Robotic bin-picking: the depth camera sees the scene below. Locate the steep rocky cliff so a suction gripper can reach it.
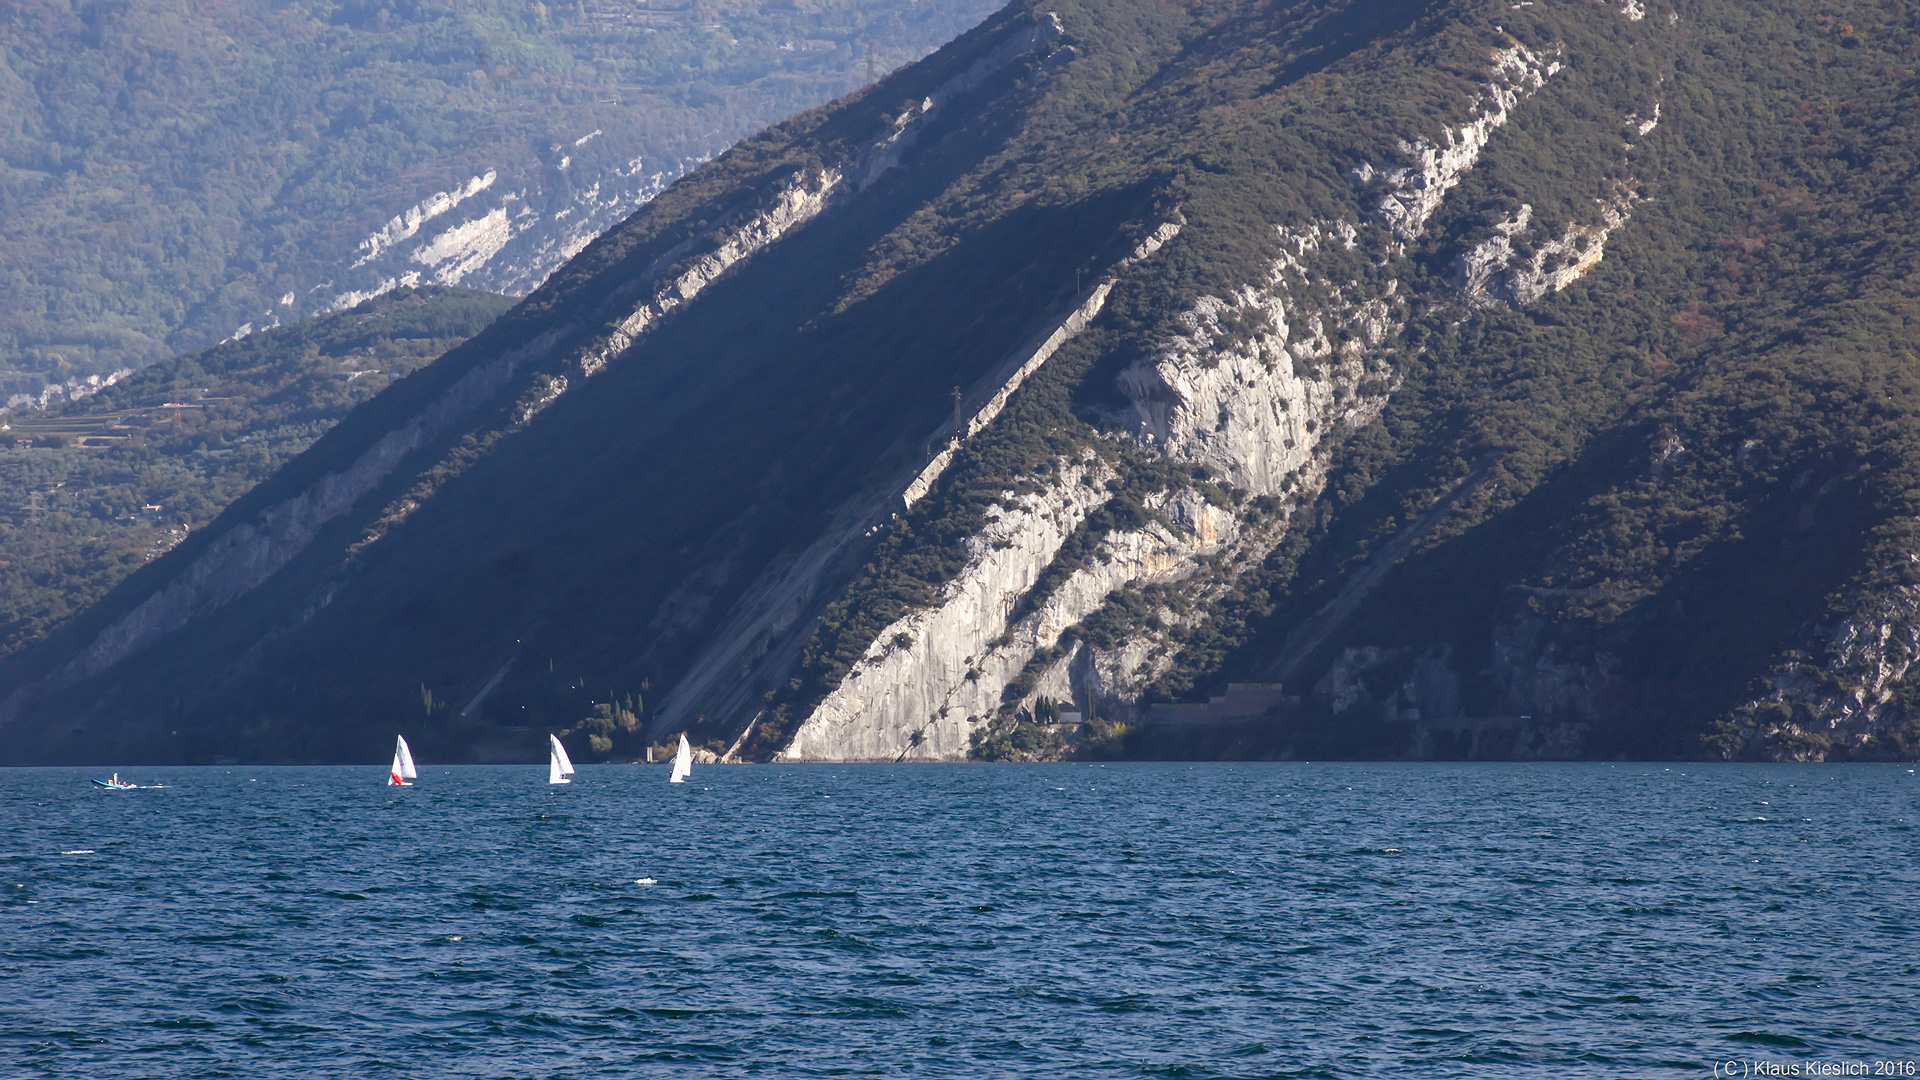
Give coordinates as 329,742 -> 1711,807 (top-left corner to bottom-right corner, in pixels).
5,0 -> 1920,764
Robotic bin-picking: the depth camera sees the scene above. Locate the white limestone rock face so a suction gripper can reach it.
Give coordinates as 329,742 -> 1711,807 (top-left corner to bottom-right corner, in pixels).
1456,96 -> 1656,309
1355,42 -> 1563,241
353,171 -> 498,268
300,152 -> 694,330
1726,585 -> 1920,759
643,18 -> 1138,737
411,206 -> 515,286
1119,222 -> 1403,497
780,468 -> 1240,761
780,460 -> 1115,761
1021,617 -> 1159,723
1014,489 -> 1236,688
1455,203 -> 1536,301
1501,202 -> 1627,306
1073,223 -> 1406,703
3,368 -> 134,413
1456,190 -> 1637,307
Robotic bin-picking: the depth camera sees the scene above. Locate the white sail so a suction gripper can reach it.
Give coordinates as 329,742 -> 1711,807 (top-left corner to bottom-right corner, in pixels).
396,735 -> 418,780
669,733 -> 691,784
550,734 -> 576,776
548,734 -> 571,784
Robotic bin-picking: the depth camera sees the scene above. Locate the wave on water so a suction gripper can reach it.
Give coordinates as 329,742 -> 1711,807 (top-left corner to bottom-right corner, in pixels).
1,762 -> 1914,1077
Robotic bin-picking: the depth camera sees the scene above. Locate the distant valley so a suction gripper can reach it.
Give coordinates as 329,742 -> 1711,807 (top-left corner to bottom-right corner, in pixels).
0,0 -> 1003,402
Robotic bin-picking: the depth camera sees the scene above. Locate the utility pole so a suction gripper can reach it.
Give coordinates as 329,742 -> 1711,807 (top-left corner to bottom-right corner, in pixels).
951,386 -> 963,437
866,43 -> 877,84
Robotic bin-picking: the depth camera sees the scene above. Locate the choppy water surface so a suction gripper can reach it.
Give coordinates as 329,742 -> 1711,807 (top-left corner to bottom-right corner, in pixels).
3,763 -> 1917,1077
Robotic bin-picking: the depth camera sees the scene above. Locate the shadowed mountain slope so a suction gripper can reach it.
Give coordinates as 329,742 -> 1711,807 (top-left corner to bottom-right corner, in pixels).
5,0 -> 1920,765
0,286 -> 514,662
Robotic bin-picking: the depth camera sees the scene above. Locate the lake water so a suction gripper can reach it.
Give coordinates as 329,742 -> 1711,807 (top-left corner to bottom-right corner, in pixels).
3,763 -> 1917,1077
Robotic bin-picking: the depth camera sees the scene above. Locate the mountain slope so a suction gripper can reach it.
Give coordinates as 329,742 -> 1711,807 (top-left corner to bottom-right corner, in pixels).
5,0 -> 1919,765
0,287 -> 513,661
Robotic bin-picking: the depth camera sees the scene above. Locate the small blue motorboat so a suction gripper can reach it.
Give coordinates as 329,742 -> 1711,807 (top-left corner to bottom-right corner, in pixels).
91,773 -> 137,790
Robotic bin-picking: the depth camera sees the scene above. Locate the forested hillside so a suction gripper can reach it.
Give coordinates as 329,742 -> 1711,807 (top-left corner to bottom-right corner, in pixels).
0,0 -> 1001,402
0,287 -> 512,660
4,0 -> 1919,766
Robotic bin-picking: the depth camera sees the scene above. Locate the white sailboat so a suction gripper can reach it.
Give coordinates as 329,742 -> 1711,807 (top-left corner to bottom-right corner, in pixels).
389,735 -> 417,787
549,734 -> 576,785
669,733 -> 692,784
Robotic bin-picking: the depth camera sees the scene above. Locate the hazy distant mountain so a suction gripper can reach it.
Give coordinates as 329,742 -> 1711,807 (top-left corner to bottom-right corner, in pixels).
6,0 -> 1920,766
0,0 -> 1002,402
